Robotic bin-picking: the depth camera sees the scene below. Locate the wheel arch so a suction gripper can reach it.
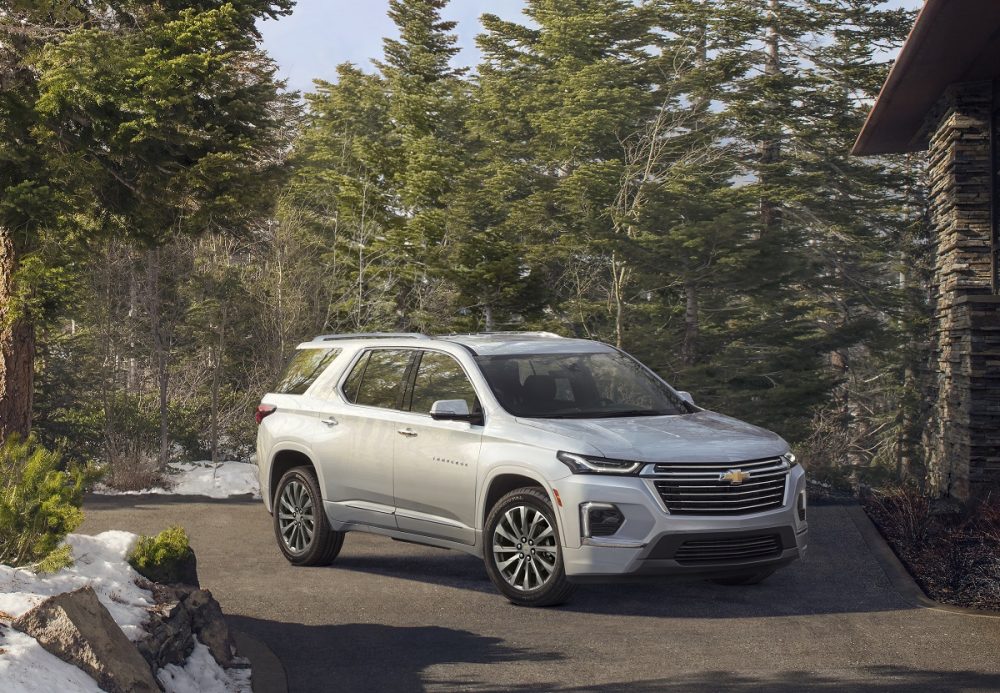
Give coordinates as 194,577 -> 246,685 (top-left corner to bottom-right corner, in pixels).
267,446 -> 324,511
480,468 -> 562,535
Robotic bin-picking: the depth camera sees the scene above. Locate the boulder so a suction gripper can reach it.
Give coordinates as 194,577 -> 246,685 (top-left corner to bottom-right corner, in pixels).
12,586 -> 160,693
137,584 -> 236,670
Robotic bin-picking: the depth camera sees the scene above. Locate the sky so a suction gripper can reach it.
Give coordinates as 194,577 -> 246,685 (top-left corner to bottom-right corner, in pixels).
258,1 -> 528,93
258,0 -> 924,95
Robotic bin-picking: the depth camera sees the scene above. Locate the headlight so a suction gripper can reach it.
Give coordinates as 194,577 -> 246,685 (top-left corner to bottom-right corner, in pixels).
557,451 -> 643,475
782,452 -> 798,467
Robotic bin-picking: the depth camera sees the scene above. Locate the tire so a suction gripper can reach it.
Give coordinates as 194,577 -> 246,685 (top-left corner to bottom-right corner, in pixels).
709,568 -> 775,586
273,466 -> 344,566
484,487 -> 577,607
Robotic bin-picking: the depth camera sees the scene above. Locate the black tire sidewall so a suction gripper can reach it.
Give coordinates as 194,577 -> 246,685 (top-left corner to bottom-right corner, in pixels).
273,467 -> 341,566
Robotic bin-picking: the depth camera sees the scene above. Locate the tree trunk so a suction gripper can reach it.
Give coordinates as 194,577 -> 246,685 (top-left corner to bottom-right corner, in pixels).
611,252 -> 628,349
759,0 -> 783,236
482,303 -> 495,332
146,248 -> 171,468
682,280 -> 699,367
210,302 -> 227,464
0,228 -> 34,440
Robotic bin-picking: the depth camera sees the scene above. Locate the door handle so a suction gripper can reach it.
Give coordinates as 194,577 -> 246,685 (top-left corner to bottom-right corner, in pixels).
397,428 -> 418,438
321,417 -> 339,427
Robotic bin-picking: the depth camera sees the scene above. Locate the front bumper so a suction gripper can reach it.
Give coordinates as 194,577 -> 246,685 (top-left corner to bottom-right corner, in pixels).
554,465 -> 808,581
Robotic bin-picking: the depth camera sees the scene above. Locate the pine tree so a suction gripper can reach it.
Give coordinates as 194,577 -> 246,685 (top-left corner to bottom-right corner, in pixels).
283,64 -> 401,333
377,0 -> 470,330
474,0 -> 657,341
0,0 -> 294,448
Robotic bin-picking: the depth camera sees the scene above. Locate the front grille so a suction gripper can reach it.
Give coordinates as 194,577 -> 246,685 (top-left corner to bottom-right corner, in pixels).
650,457 -> 789,515
674,534 -> 782,565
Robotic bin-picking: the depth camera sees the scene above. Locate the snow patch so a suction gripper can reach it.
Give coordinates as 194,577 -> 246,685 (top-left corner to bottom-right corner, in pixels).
0,532 -> 151,640
156,638 -> 252,693
94,461 -> 260,499
0,532 -> 251,692
0,626 -> 104,693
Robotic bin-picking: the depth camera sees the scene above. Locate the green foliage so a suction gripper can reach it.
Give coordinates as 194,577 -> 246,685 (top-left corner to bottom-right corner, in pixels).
34,544 -> 75,574
128,526 -> 194,585
0,436 -> 87,567
17,0 -> 929,491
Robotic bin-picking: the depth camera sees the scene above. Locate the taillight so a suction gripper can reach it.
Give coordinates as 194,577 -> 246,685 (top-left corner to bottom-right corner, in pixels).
256,404 -> 276,425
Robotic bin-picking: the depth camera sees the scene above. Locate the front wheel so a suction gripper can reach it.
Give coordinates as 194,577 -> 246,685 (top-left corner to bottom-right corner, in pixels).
273,467 -> 344,566
484,487 -> 577,607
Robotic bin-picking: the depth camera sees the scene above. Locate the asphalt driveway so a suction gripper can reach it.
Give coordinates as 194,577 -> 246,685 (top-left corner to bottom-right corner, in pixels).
80,496 -> 1000,692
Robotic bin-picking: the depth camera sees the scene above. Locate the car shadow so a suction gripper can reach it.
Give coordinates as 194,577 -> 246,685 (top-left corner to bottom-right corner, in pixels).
323,503 -> 915,619
227,616 -> 563,693
228,614 -> 1000,693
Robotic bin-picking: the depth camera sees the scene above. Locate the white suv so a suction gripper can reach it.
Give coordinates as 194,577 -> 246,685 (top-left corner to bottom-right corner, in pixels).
256,332 -> 808,606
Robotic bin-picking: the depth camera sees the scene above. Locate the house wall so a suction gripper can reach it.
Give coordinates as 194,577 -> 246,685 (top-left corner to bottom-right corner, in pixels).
923,81 -> 1000,499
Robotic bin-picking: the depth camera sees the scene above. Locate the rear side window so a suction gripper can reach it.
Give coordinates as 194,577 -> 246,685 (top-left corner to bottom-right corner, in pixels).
274,348 -> 341,395
343,349 -> 414,409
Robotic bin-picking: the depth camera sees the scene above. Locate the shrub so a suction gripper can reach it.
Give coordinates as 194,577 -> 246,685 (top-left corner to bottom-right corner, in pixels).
866,486 -> 933,547
0,435 -> 87,567
128,526 -> 198,585
34,544 -> 75,574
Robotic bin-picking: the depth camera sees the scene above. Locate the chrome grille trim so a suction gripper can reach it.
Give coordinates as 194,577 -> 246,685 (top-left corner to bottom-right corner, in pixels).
643,457 -> 790,516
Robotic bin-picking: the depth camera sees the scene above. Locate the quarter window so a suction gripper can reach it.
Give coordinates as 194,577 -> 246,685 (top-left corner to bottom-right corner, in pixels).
410,352 -> 478,414
345,349 -> 414,409
274,348 -> 342,395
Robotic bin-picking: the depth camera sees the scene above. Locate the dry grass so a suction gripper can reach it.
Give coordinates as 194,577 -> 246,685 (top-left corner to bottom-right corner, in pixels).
100,434 -> 168,492
865,488 -> 1000,611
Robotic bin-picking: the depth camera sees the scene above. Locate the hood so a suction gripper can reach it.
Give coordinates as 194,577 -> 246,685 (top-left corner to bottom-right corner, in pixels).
517,410 -> 787,463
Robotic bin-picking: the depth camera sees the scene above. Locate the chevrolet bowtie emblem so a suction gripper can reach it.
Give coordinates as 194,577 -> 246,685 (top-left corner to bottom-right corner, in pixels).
720,469 -> 750,485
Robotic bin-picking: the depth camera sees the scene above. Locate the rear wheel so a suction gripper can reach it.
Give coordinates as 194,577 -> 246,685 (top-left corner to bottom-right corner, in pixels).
709,568 -> 775,586
273,467 -> 344,566
484,487 -> 576,607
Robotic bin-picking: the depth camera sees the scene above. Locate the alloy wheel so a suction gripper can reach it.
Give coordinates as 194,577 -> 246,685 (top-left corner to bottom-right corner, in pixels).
492,504 -> 558,591
278,479 -> 315,553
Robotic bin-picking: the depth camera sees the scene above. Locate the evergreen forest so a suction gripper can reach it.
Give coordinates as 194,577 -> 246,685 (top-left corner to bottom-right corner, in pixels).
0,0 -> 930,490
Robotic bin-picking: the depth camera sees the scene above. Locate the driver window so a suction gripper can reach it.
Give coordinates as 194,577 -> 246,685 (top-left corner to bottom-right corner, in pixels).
409,352 -> 478,414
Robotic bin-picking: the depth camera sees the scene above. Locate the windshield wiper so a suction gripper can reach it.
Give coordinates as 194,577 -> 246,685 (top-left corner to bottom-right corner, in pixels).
542,409 -> 670,419
598,409 -> 670,418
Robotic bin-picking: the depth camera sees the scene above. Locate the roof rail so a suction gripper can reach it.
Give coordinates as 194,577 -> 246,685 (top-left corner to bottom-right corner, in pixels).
315,332 -> 430,342
463,331 -> 564,339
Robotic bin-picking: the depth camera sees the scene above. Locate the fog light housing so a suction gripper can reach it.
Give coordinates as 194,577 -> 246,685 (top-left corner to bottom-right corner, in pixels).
581,503 -> 625,537
797,491 -> 807,522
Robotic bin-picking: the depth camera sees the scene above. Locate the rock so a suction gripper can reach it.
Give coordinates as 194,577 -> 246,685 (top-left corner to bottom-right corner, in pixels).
170,548 -> 200,588
137,584 -> 236,670
184,587 -> 235,666
12,586 -> 160,693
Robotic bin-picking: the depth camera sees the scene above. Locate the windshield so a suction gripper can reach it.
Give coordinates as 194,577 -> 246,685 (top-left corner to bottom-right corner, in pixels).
475,351 -> 692,419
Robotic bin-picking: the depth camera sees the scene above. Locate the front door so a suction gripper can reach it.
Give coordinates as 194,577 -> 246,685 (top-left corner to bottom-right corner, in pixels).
393,350 -> 483,545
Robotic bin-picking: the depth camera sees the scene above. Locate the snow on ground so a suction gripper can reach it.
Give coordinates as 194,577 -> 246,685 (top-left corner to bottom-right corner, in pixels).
93,461 -> 260,499
157,639 -> 252,693
0,627 -> 104,693
0,532 -> 152,640
0,532 -> 251,693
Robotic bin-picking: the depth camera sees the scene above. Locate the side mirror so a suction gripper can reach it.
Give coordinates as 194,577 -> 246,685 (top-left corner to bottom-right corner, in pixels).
430,399 -> 472,421
677,391 -> 695,406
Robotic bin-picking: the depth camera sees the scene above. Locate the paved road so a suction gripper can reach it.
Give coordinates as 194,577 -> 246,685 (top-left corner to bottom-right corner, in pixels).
80,496 -> 1000,693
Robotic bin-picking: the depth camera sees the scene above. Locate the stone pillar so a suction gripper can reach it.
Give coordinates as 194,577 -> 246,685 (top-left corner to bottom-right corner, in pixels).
923,81 -> 1000,500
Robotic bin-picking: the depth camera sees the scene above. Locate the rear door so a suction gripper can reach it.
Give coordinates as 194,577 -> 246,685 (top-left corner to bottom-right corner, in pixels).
392,350 -> 484,545
313,348 -> 417,530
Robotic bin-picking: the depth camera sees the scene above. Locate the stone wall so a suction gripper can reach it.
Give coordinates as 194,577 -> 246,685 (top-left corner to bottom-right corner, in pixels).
922,81 -> 1000,499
